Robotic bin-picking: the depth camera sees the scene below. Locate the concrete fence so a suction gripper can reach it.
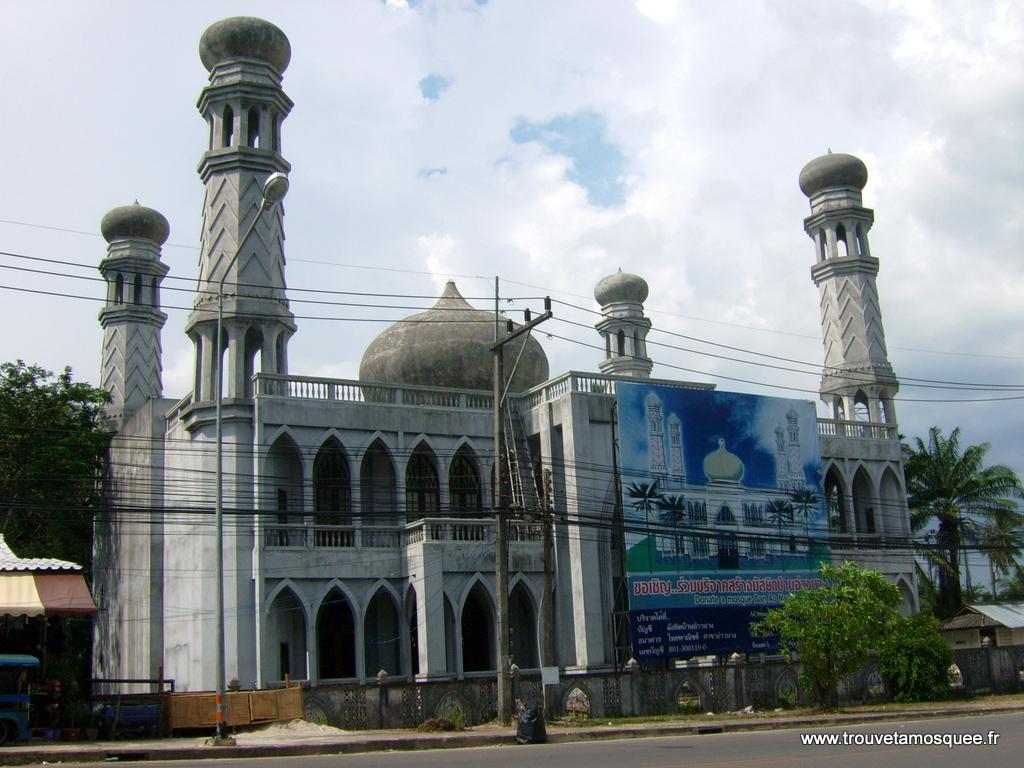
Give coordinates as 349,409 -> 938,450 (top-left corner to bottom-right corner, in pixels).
299,646 -> 1024,730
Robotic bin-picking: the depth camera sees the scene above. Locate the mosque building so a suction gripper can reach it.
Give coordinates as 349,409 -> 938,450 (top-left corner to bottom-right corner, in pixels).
92,17 -> 915,692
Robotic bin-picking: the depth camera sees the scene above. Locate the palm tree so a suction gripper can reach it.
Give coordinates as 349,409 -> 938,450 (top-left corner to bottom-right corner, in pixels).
905,426 -> 1023,618
790,488 -> 818,538
626,480 -> 665,533
656,494 -> 687,559
997,564 -> 1024,601
765,498 -> 794,559
973,509 -> 1024,600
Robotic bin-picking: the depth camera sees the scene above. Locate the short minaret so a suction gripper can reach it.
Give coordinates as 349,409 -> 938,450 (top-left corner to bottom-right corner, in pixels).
185,17 -> 296,402
594,269 -> 653,378
800,152 -> 898,425
98,204 -> 170,419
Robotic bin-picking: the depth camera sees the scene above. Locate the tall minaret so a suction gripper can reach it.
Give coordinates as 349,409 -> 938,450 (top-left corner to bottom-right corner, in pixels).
185,17 -> 296,402
594,269 -> 654,378
800,152 -> 898,425
98,204 -> 170,420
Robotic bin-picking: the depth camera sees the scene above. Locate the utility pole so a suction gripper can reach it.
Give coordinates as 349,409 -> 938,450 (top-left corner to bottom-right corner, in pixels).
541,468 -> 556,718
492,283 -> 552,725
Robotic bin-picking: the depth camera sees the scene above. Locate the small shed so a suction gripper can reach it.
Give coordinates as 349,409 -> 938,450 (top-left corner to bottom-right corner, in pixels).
942,603 -> 1024,649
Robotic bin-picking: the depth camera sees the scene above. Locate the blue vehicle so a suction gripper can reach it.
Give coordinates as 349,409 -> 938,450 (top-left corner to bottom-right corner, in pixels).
0,654 -> 39,744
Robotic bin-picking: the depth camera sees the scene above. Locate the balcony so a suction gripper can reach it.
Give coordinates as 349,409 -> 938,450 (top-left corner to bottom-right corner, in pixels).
262,517 -> 544,550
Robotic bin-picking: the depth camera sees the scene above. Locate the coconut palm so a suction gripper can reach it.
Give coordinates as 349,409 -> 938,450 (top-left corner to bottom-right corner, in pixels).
626,480 -> 665,528
973,509 -> 1024,600
997,564 -> 1024,601
765,498 -> 794,559
905,426 -> 1023,618
657,493 -> 687,559
790,488 -> 818,538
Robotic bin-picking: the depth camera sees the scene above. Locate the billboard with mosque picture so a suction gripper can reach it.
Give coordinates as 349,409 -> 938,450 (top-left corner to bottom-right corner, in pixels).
616,381 -> 831,660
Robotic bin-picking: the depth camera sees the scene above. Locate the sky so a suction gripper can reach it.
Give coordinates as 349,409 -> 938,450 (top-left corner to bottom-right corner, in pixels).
1,0 -> 1022,511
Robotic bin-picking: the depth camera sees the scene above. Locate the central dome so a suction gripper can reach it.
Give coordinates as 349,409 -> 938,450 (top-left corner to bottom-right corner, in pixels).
359,281 -> 549,392
703,438 -> 745,483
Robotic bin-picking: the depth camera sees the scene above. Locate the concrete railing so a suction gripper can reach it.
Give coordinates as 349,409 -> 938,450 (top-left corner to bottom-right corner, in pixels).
263,517 -> 543,550
817,418 -> 898,441
254,373 -> 494,411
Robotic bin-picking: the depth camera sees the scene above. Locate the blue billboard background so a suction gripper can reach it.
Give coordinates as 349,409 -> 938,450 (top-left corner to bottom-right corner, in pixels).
617,382 -> 830,659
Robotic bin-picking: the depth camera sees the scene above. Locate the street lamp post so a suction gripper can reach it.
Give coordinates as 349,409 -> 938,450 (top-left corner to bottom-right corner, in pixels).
212,172 -> 289,745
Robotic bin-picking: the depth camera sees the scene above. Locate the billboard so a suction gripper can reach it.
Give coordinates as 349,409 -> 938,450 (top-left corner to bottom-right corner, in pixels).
616,382 -> 830,660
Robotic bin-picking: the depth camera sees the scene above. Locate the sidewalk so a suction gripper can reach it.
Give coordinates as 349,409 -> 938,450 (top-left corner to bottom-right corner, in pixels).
2,697 -> 1022,766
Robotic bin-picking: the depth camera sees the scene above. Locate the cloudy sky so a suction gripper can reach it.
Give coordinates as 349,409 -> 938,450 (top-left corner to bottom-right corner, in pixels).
1,0 -> 1022,496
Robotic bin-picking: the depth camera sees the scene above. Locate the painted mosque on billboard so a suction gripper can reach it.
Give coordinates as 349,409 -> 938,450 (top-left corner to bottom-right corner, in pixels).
93,17 -> 917,693
622,387 -> 830,574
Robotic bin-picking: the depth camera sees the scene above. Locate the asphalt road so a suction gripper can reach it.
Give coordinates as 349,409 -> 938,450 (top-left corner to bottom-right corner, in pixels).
44,711 -> 1024,768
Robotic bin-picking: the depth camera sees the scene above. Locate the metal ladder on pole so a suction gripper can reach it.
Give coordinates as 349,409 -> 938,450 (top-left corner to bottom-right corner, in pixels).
504,406 -> 541,516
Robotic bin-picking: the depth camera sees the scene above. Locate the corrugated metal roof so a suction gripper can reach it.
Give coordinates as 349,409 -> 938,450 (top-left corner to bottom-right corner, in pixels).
0,534 -> 82,572
963,603 -> 1024,629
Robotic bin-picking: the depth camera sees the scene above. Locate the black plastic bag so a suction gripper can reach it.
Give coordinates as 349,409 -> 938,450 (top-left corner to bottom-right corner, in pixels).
515,705 -> 547,744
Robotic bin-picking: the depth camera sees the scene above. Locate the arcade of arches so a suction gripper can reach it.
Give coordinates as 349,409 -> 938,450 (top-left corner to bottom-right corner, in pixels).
263,579 -> 541,683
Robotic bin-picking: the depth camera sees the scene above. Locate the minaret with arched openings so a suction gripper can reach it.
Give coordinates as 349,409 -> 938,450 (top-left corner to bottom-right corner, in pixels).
184,17 -> 296,405
98,204 -> 170,420
800,152 -> 898,426
801,152 -> 916,613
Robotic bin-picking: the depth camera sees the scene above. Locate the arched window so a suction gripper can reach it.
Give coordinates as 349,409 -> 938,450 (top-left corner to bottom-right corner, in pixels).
114,273 -> 124,304
406,447 -> 439,522
267,587 -> 307,681
715,505 -> 735,524
364,588 -> 401,677
150,277 -> 159,309
242,327 -> 263,398
222,104 -> 234,148
316,588 -> 355,679
247,105 -> 261,148
133,273 -> 143,305
361,440 -> 397,526
853,391 -> 870,422
314,439 -> 351,526
265,434 -> 303,546
855,223 -> 866,256
449,447 -> 481,514
461,583 -> 494,672
616,329 -> 625,356
632,331 -> 640,358
824,467 -> 848,533
818,229 -> 828,261
852,467 -> 875,534
509,583 -> 537,668
836,223 -> 849,258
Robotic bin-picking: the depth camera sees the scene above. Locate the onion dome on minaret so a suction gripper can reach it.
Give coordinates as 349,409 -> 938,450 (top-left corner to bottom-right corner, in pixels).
100,203 -> 170,245
360,281 -> 549,392
798,152 -> 868,198
594,269 -> 653,379
97,203 -> 170,419
199,16 -> 291,73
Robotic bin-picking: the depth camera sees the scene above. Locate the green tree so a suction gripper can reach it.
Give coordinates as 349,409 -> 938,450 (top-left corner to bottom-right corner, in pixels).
753,561 -> 900,709
879,612 -> 953,703
656,493 -> 687,558
973,509 -> 1023,600
627,480 -> 665,527
997,564 -> 1024,601
765,498 -> 793,559
0,360 -> 109,569
905,427 -> 1023,618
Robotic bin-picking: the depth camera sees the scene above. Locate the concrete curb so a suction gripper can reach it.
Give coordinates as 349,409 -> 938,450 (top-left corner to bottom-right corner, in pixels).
1,704 -> 1021,765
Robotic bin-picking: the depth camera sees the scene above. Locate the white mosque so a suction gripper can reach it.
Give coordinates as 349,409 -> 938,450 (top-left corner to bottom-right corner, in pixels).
92,16 -> 916,694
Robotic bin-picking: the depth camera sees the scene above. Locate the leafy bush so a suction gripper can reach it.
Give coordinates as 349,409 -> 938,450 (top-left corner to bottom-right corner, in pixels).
879,612 -> 953,702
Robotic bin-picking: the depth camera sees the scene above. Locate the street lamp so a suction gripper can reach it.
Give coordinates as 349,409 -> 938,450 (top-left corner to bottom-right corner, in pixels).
212,171 -> 289,745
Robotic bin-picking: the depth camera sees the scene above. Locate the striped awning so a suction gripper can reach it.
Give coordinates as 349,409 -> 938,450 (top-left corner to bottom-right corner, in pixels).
0,572 -> 97,617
